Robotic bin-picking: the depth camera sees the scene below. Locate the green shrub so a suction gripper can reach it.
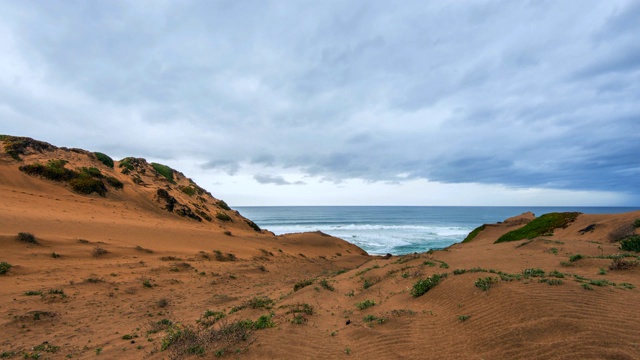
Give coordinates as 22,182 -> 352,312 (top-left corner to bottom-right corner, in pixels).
291,313 -> 307,324
474,277 -> 498,291
216,200 -> 231,210
522,268 -> 545,277
495,212 -> 580,243
181,186 -> 196,196
569,254 -> 584,262
252,313 -> 276,329
94,152 -> 114,168
197,310 -> 226,327
320,278 -> 335,291
215,212 -> 232,222
462,224 -> 486,243
620,236 -> 640,252
70,174 -> 107,196
0,261 -> 12,275
80,166 -> 103,178
19,159 -> 76,182
17,232 -> 37,244
106,176 -> 124,189
411,274 -> 444,297
151,162 -> 175,183
119,157 -> 135,171
247,296 -> 274,309
245,219 -> 261,232
294,278 -> 315,291
355,299 -> 375,310
634,219 -> 640,228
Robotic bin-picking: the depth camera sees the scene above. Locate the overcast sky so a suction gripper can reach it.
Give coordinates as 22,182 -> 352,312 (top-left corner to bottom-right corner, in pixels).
2,1 -> 639,206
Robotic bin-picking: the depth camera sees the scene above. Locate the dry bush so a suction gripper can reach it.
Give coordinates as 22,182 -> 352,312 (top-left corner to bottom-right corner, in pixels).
92,246 -> 108,257
17,232 -> 38,244
609,258 -> 639,270
135,245 -> 154,254
608,223 -> 635,242
163,320 -> 254,360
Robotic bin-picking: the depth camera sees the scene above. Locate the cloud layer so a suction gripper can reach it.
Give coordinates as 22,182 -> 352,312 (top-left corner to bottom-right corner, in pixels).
1,1 -> 639,205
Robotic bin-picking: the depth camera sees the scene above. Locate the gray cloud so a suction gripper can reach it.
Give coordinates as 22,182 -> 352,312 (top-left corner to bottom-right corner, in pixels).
253,175 -> 305,186
1,0 -> 639,204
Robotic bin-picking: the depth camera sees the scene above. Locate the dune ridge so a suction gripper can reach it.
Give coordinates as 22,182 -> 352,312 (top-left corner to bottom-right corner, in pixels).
1,135 -> 639,359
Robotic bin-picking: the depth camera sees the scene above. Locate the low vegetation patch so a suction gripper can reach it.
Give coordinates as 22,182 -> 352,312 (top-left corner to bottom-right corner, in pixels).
495,212 -> 580,243
197,310 -> 226,328
522,268 -> 546,277
319,278 -> 335,291
245,219 -> 261,232
151,162 -> 175,183
69,172 -> 107,196
106,176 -> 124,189
608,223 -> 636,243
411,273 -> 445,297
215,212 -> 232,222
17,232 -> 37,244
135,245 -> 154,254
93,152 -> 114,168
216,200 -> 231,211
0,262 -> 13,275
213,250 -> 236,262
93,246 -> 109,257
294,278 -> 315,291
19,159 -> 121,196
569,254 -> 584,262
355,299 -> 376,310
462,224 -> 487,243
609,258 -> 639,270
620,236 -> 640,252
474,277 -> 498,291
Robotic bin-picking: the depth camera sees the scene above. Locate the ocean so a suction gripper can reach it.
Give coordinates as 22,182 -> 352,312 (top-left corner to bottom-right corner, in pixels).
235,206 -> 639,255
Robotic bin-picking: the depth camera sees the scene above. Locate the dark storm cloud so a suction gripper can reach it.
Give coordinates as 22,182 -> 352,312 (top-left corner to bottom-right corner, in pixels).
1,0 -> 639,203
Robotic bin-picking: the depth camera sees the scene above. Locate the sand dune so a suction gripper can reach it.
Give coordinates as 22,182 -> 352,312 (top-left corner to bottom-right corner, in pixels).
1,135 -> 639,359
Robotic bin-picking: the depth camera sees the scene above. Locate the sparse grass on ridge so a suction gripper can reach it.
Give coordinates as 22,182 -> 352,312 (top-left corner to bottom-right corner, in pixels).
151,162 -> 175,183
462,224 -> 486,243
93,152 -> 114,168
495,212 -> 580,243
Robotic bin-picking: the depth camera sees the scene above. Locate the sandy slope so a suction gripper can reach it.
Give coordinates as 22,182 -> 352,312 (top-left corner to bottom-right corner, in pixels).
1,137 -> 639,359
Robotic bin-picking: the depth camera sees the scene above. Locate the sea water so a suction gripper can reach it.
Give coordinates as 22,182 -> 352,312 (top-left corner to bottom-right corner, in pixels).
235,206 -> 638,255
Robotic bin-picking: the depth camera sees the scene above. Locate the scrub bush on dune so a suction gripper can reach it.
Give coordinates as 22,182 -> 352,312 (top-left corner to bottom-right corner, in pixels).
620,236 -> 640,252
411,274 -> 445,297
93,152 -> 114,168
17,232 -> 37,244
0,262 -> 12,275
